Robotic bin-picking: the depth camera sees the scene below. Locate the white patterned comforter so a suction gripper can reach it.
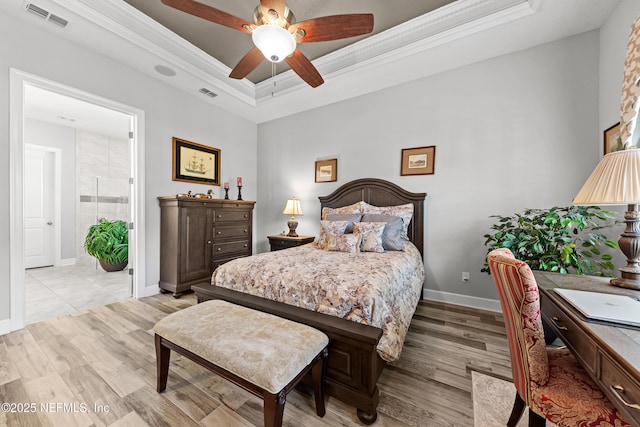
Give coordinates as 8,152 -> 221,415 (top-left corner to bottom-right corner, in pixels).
211,242 -> 425,362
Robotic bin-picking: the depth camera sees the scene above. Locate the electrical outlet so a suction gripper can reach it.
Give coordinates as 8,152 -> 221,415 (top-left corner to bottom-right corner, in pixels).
462,272 -> 470,282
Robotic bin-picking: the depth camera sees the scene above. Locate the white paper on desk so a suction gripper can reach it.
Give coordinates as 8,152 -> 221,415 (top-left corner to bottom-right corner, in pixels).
554,288 -> 640,327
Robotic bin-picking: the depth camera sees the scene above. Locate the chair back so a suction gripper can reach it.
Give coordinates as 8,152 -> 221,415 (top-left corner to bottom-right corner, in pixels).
487,248 -> 549,404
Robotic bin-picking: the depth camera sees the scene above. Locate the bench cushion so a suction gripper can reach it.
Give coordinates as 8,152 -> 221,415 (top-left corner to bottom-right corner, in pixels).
153,300 -> 329,394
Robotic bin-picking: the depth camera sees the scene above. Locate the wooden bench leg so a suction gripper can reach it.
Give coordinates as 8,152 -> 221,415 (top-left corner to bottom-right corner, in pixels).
313,347 -> 328,417
155,334 -> 171,393
264,390 -> 286,427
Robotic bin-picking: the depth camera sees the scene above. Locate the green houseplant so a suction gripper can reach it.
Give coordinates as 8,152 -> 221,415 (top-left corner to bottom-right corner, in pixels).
482,206 -> 619,277
84,219 -> 128,272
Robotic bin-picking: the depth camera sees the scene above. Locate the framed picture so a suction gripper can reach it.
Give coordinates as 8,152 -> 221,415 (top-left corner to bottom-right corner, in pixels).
315,158 -> 337,183
604,122 -> 623,154
172,137 -> 220,185
401,146 -> 435,176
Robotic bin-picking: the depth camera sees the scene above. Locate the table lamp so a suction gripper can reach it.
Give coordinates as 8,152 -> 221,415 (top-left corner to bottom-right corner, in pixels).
573,148 -> 640,290
282,197 -> 303,237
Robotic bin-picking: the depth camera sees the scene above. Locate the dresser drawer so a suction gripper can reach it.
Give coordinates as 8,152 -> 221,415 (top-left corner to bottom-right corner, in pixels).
213,225 -> 250,239
599,353 -> 640,424
213,240 -> 250,256
543,296 -> 597,373
213,209 -> 251,222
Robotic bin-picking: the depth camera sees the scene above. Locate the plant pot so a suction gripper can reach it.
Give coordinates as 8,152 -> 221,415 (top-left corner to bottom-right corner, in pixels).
98,259 -> 128,272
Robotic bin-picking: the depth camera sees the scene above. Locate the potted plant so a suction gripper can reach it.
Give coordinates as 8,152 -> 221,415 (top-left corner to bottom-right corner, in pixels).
84,219 -> 128,272
482,206 -> 619,277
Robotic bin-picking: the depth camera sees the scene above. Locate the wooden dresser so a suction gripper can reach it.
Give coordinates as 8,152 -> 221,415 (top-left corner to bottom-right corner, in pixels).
534,271 -> 640,425
158,196 -> 255,297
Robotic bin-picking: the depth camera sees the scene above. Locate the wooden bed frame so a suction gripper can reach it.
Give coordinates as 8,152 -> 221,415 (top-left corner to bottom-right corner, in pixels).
192,178 -> 426,424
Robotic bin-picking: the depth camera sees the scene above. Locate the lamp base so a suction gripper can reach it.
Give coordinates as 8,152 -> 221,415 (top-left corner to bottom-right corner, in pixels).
611,203 -> 640,291
610,269 -> 640,290
287,219 -> 298,237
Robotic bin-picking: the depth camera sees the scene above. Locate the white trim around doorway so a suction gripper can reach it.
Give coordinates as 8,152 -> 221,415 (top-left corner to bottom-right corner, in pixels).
8,68 -> 147,332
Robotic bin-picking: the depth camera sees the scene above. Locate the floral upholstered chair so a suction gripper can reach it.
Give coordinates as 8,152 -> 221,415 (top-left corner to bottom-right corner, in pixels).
487,248 -> 631,427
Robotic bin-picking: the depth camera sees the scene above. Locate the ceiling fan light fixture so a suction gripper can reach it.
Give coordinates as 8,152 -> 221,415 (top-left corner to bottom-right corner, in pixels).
251,25 -> 296,63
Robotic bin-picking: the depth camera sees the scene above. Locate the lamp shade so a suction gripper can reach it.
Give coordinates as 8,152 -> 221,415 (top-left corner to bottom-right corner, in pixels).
252,25 -> 296,63
573,148 -> 640,205
283,198 -> 303,216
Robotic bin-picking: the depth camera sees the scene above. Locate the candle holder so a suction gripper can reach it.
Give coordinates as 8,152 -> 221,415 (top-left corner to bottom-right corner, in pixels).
237,186 -> 243,201
224,188 -> 229,199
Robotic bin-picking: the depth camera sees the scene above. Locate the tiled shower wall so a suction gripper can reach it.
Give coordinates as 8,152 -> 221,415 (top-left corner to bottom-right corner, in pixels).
76,130 -> 130,266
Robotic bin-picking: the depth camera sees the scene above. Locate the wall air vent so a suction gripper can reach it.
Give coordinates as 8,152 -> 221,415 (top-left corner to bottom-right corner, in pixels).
198,88 -> 218,98
25,3 -> 69,29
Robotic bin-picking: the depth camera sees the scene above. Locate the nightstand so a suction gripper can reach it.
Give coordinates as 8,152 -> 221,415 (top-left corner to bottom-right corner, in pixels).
268,235 -> 315,251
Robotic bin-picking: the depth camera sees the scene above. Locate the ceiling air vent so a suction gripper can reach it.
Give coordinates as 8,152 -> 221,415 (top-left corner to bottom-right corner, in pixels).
25,3 -> 69,29
198,88 -> 218,98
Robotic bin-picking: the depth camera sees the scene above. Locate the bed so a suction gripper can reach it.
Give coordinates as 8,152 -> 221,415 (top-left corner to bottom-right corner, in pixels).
192,178 -> 426,424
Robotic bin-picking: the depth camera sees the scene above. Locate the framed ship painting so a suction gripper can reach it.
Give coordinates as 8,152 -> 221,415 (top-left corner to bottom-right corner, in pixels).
172,137 -> 220,185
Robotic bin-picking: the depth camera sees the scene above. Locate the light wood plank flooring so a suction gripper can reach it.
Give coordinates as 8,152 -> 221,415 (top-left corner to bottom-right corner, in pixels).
0,294 -> 512,427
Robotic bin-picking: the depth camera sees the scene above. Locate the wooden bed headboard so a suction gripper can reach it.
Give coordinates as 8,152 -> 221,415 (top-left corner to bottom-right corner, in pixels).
318,178 -> 426,255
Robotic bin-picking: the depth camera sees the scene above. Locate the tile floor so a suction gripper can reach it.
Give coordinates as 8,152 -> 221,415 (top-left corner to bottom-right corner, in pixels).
25,263 -> 131,324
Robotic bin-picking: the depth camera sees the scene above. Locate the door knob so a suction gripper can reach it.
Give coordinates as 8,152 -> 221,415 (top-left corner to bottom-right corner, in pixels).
46,221 -> 53,225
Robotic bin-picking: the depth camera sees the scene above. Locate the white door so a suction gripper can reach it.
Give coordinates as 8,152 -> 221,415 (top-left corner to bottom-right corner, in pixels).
24,146 -> 55,269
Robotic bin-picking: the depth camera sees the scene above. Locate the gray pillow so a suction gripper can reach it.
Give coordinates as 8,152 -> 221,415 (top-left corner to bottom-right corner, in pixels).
327,213 -> 362,233
361,214 -> 405,251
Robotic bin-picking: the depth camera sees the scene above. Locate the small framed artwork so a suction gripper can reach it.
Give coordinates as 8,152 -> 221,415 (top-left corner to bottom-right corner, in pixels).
401,145 -> 436,176
172,137 -> 220,185
315,158 -> 337,183
604,122 -> 623,154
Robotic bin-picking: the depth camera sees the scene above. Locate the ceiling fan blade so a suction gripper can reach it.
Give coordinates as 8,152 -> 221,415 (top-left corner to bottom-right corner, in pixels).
285,49 -> 324,88
161,0 -> 253,34
259,0 -> 286,22
290,14 -> 374,43
229,47 -> 265,80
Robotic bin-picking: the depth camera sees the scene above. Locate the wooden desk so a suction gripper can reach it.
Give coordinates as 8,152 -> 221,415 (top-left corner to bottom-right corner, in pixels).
534,271 -> 640,425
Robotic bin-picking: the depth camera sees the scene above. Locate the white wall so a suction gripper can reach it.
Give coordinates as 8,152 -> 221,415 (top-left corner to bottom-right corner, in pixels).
257,31 -> 602,307
0,11 -> 258,321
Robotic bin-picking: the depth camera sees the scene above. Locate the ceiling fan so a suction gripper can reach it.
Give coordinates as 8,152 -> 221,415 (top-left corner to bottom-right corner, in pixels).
161,0 -> 374,87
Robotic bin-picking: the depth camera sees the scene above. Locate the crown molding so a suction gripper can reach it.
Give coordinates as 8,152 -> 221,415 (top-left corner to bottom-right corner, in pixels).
254,0 -> 534,101
48,0 -> 532,105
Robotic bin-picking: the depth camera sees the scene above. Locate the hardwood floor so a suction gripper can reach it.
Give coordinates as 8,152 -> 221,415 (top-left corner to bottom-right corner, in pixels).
0,294 -> 512,427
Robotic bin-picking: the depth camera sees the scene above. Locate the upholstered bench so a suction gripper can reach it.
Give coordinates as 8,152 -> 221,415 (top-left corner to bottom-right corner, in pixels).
153,299 -> 329,427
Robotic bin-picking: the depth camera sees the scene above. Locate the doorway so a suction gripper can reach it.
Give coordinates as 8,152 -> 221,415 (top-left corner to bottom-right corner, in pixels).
9,69 -> 146,330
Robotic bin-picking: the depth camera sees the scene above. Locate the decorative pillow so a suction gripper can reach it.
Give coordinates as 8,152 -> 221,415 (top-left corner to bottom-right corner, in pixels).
361,214 -> 405,251
321,202 -> 361,220
317,220 -> 350,249
353,222 -> 385,253
326,213 -> 362,233
361,202 -> 414,238
324,233 -> 361,253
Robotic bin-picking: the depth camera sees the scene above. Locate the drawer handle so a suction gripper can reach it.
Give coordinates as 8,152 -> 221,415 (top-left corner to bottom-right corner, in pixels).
217,214 -> 223,218
244,229 -> 248,233
611,385 -> 640,410
244,214 -> 248,218
217,248 -> 221,251
217,231 -> 222,235
207,241 -> 212,244
244,244 -> 248,248
551,317 -> 569,331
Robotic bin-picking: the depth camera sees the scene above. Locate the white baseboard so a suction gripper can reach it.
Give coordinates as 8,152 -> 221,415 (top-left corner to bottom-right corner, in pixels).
0,318 -> 11,336
141,285 -> 161,298
423,289 -> 502,313
57,258 -> 76,266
